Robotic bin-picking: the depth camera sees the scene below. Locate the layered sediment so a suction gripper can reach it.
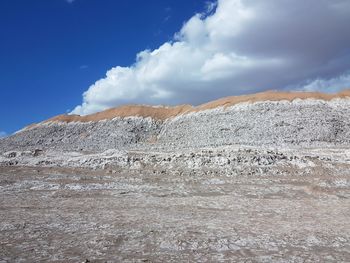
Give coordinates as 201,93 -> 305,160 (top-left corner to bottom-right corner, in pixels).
1,90 -> 350,154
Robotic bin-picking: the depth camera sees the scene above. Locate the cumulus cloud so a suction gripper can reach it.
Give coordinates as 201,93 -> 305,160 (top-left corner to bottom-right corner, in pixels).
72,0 -> 350,115
298,72 -> 350,93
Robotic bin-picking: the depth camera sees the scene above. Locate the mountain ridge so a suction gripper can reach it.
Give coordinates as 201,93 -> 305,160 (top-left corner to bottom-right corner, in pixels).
38,89 -> 350,125
2,89 -> 350,154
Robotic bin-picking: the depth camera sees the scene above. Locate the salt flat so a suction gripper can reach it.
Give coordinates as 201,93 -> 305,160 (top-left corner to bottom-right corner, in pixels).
0,163 -> 349,262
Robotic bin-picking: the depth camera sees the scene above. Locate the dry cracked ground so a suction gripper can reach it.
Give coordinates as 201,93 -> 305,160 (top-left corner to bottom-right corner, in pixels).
0,164 -> 349,262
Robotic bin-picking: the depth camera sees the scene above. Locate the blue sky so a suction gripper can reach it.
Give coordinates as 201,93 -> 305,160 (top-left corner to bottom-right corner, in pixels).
1,0 -> 350,136
0,0 -> 204,134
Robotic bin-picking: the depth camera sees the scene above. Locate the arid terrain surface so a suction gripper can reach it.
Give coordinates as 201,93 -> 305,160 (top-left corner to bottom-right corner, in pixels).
1,162 -> 349,262
1,90 -> 350,262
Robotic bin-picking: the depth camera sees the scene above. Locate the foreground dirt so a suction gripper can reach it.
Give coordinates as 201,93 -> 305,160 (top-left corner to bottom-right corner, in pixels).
0,166 -> 349,262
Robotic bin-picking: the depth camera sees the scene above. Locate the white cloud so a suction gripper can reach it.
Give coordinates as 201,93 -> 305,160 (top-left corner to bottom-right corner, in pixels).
72,0 -> 350,115
0,131 -> 7,138
298,73 -> 350,93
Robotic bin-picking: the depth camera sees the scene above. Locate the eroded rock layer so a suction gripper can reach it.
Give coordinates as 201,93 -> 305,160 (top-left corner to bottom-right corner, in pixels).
1,92 -> 350,153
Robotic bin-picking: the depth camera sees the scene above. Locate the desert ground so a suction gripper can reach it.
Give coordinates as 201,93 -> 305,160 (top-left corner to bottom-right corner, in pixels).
1,164 -> 349,262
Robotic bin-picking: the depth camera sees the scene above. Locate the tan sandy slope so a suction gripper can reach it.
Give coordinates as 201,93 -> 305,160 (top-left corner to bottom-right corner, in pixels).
38,89 -> 350,125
